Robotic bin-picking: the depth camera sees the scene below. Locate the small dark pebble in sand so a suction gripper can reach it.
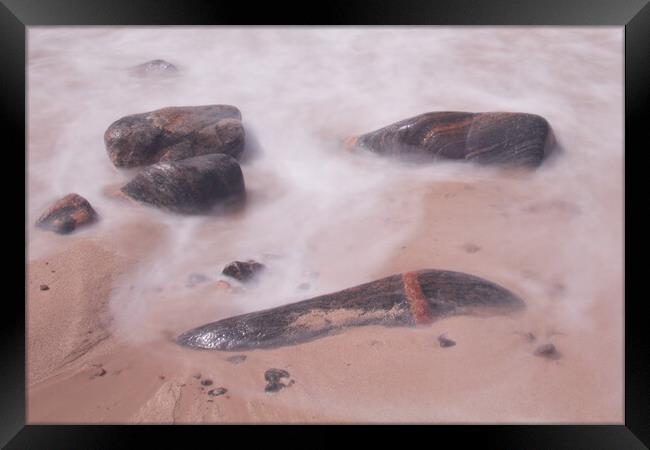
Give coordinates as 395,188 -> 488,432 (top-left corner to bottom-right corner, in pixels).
225,355 -> 247,364
90,368 -> 107,379
201,379 -> 213,386
40,284 -> 49,291
534,343 -> 561,359
207,387 -> 228,397
159,375 -> 165,380
264,368 -> 291,393
438,334 -> 456,348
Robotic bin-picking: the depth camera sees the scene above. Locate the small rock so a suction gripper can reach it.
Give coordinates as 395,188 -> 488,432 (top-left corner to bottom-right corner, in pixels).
200,379 -> 213,386
131,59 -> 179,77
222,260 -> 265,282
90,367 -> 107,379
534,343 -> 561,360
225,354 -> 247,364
36,193 -> 97,234
39,284 -> 49,291
186,273 -> 209,288
264,368 -> 290,383
438,334 -> 456,348
159,375 -> 165,380
264,368 -> 291,393
207,387 -> 227,397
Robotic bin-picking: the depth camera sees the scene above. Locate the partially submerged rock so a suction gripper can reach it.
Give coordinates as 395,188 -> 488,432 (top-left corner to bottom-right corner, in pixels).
177,269 -> 524,351
105,105 -> 245,167
131,59 -> 179,77
348,112 -> 555,168
120,154 -> 245,213
222,260 -> 265,282
36,193 -> 97,234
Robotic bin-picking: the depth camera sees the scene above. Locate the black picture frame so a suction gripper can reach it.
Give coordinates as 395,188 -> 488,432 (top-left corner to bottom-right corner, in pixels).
3,0 -> 647,448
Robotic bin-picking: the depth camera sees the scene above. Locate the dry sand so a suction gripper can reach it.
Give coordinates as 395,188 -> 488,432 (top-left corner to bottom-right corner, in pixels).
27,179 -> 623,424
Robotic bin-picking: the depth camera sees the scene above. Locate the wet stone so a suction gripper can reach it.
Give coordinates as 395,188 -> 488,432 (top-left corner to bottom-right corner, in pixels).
105,105 -> 245,168
349,111 -> 555,168
120,154 -> 245,214
36,193 -> 97,234
222,260 -> 265,282
438,334 -> 456,348
200,379 -> 213,386
39,284 -> 49,291
264,368 -> 291,393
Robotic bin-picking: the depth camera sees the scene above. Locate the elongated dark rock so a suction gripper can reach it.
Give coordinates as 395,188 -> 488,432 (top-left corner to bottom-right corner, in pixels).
176,269 -> 524,351
348,112 -> 555,168
121,154 -> 245,213
36,193 -> 97,234
105,105 -> 245,167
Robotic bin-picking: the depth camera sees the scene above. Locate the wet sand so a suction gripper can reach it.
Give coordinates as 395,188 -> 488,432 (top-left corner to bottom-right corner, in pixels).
27,180 -> 622,423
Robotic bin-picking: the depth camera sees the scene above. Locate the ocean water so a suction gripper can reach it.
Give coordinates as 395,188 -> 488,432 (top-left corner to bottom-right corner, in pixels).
27,27 -> 623,347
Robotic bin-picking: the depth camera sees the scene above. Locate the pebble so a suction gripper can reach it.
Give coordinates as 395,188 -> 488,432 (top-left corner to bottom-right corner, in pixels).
264,368 -> 291,393
39,284 -> 49,291
438,334 -> 456,348
207,387 -> 228,397
200,379 -> 213,386
534,343 -> 561,359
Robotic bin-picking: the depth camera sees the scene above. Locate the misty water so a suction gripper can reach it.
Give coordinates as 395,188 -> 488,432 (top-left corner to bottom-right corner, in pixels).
27,27 -> 623,349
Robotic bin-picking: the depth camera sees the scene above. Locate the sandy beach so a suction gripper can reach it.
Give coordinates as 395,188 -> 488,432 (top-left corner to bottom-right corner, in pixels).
27,27 -> 623,423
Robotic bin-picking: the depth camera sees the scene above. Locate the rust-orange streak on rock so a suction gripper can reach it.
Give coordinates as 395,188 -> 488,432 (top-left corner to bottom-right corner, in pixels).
402,271 -> 433,325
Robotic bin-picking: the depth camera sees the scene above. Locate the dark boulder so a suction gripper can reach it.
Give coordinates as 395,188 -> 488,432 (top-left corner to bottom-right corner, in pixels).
36,193 -> 97,234
120,154 -> 245,214
105,105 -> 245,168
222,260 -> 265,282
347,112 -> 555,168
